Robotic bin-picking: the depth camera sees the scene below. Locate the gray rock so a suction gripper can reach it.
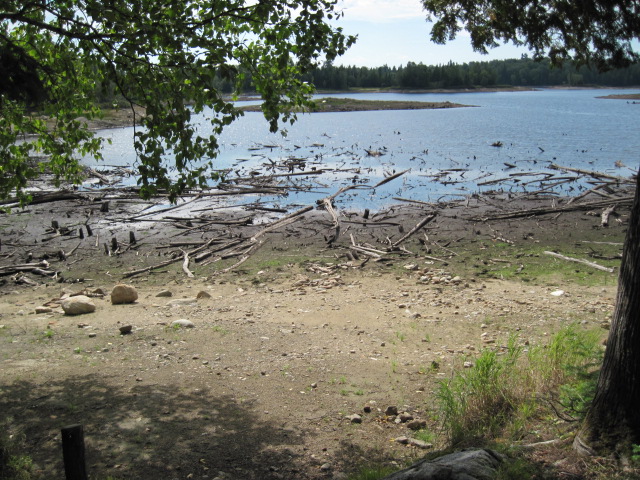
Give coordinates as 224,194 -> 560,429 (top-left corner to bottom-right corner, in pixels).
35,306 -> 53,314
61,295 -> 96,316
399,413 -> 414,423
196,290 -> 212,299
347,414 -> 362,424
156,290 -> 173,298
385,405 -> 398,416
408,439 -> 433,450
171,319 -> 195,328
407,420 -> 427,431
381,449 -> 504,480
111,284 -> 138,304
119,325 -> 133,334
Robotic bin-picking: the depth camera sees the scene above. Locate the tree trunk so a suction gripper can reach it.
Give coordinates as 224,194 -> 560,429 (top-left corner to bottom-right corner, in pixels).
575,172 -> 640,454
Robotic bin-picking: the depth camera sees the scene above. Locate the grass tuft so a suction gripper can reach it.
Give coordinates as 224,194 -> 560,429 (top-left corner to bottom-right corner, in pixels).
436,325 -> 603,445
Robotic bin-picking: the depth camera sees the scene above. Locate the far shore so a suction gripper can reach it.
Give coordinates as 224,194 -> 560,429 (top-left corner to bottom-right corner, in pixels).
82,85 -> 639,131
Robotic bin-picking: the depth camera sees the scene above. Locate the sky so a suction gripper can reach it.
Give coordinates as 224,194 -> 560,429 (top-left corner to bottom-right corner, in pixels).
332,0 -> 531,67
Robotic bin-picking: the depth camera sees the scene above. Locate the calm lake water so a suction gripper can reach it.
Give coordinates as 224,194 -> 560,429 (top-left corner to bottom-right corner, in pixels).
87,89 -> 640,210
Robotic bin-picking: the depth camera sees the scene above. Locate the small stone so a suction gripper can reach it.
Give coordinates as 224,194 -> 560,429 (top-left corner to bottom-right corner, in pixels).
119,325 -> 133,334
385,406 -> 398,416
320,463 -> 332,471
409,438 -> 433,449
311,383 -> 318,389
463,361 -> 473,368
399,413 -> 414,423
88,333 -> 97,338
61,295 -> 96,316
551,290 -> 565,297
347,414 -> 362,424
35,306 -> 52,314
111,284 -> 138,305
156,290 -> 173,298
394,436 -> 410,445
171,319 -> 195,328
363,405 -> 372,413
407,420 -> 427,431
196,291 -> 212,299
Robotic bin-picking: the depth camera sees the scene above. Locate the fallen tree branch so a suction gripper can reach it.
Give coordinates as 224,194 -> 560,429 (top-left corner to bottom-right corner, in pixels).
601,204 -> 616,227
321,198 -> 340,244
391,214 -> 436,248
549,164 -> 633,184
468,196 -> 634,221
181,249 -> 195,278
543,251 -> 615,273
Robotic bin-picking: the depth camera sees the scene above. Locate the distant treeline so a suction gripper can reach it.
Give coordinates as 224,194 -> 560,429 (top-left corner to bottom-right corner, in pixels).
304,56 -> 640,90
96,56 -> 639,107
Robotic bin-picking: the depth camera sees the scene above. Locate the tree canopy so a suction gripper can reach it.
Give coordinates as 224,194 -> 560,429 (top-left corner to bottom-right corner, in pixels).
0,0 -> 354,203
422,0 -> 640,71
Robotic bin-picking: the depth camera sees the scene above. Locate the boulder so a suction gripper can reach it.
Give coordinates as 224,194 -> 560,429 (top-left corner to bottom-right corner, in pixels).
111,284 -> 138,305
381,449 -> 504,480
61,296 -> 96,316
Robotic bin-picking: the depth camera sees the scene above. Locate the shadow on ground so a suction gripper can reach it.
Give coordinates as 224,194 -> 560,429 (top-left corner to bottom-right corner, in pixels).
0,374 -> 394,479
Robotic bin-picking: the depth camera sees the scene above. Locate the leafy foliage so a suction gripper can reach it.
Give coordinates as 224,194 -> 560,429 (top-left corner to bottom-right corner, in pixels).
421,0 -> 640,71
0,0 -> 354,203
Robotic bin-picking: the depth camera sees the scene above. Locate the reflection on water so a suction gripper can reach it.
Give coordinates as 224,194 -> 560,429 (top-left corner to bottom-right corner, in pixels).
85,89 -> 640,210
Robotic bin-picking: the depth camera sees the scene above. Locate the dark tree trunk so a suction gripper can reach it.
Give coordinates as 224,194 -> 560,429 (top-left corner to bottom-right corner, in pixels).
575,173 -> 640,454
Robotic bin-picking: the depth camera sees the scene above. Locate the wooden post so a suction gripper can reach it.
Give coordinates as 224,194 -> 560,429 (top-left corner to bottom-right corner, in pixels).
85,225 -> 93,237
61,424 -> 88,480
129,231 -> 137,245
100,201 -> 109,213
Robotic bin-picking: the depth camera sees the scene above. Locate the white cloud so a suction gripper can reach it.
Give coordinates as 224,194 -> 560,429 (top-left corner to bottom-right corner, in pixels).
337,0 -> 425,22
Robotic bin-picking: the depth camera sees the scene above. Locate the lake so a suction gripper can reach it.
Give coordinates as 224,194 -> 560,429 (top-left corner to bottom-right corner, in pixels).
86,88 -> 640,210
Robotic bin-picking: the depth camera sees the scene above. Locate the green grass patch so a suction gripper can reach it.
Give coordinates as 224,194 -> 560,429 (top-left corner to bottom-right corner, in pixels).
0,428 -> 33,480
436,325 -> 603,445
466,242 -> 620,286
346,464 -> 397,480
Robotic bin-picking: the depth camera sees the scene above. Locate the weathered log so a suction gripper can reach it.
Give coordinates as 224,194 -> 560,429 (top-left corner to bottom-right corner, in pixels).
321,198 -> 340,245
601,204 -> 616,227
181,250 -> 195,278
468,196 -> 634,221
544,251 -> 615,273
549,163 -> 633,183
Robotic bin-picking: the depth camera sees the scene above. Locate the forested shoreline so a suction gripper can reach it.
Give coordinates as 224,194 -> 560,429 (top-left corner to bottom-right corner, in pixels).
307,56 -> 640,91
221,56 -> 640,95
92,56 -> 640,109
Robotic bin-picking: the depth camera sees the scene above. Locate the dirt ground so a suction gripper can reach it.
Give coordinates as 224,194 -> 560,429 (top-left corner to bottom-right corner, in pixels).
0,187 -> 632,479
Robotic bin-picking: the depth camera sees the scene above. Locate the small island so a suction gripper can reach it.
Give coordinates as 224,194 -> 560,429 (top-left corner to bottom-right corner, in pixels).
239,97 -> 471,113
597,93 -> 640,100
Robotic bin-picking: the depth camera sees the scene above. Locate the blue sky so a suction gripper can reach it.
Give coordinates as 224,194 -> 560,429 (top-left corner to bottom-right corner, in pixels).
333,0 -> 531,67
